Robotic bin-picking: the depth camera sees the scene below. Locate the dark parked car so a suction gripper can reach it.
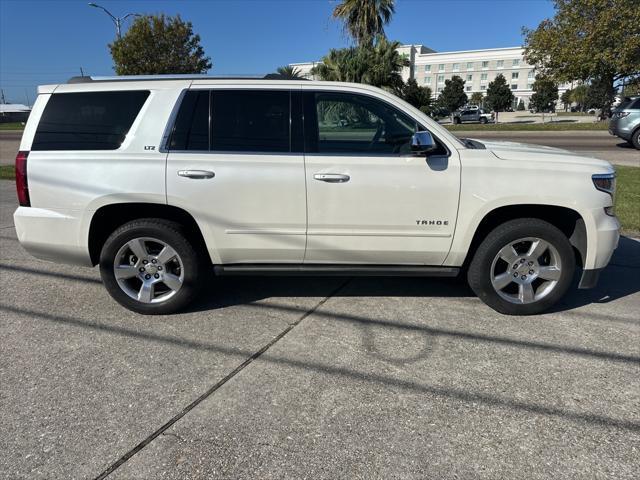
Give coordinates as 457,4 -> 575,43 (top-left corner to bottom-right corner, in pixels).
453,108 -> 494,124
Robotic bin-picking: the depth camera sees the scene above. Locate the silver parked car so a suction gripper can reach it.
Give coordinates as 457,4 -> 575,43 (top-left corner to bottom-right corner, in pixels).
609,96 -> 640,149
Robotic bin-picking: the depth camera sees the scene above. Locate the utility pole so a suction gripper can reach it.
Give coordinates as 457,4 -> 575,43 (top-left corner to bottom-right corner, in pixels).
88,3 -> 140,39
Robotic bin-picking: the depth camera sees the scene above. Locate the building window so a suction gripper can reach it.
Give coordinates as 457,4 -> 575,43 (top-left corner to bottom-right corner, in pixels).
437,74 -> 444,83
512,72 -> 519,79
511,84 -> 518,90
512,59 -> 520,67
466,62 -> 474,70
528,70 -> 535,79
482,61 -> 489,70
497,60 -> 504,69
480,85 -> 487,91
452,63 -> 460,71
466,74 -> 473,81
438,64 -> 445,72
527,83 -> 534,90
437,87 -> 443,93
465,86 -> 472,92
424,65 -> 431,72
480,73 -> 488,81
424,76 -> 431,84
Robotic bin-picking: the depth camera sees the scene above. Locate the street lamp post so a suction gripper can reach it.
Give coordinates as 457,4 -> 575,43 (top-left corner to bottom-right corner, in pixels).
88,3 -> 140,39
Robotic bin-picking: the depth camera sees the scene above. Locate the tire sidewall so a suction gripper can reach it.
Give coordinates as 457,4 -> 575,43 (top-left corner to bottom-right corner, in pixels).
100,220 -> 202,314
468,219 -> 576,315
632,128 -> 640,150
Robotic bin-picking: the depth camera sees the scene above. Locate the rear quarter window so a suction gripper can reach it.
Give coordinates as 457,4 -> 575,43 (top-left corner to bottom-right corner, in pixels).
32,90 -> 150,150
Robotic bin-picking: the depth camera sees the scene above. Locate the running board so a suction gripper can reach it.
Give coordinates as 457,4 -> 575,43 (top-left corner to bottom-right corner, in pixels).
214,264 -> 460,277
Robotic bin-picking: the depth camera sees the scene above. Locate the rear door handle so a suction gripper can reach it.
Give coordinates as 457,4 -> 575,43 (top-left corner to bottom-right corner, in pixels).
178,170 -> 215,179
314,173 -> 350,183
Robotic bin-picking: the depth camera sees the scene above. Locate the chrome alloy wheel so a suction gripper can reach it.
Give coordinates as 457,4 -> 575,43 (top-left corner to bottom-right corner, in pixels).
490,237 -> 562,305
113,237 -> 184,304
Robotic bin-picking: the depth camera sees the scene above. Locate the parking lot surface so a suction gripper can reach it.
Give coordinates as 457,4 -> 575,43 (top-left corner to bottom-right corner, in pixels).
1,180 -> 639,479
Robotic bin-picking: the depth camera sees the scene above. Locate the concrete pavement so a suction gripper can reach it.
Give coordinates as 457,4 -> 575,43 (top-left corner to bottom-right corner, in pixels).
1,180 -> 639,479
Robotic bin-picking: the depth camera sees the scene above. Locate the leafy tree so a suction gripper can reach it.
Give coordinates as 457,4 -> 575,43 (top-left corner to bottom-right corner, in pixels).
275,65 -> 303,79
523,0 -> 640,113
311,38 -> 408,92
400,78 -> 432,110
570,84 -> 588,111
530,75 -> 559,122
585,76 -> 614,118
109,14 -> 211,75
517,99 -> 526,111
560,89 -> 573,111
622,78 -> 640,97
470,92 -> 484,107
332,0 -> 395,47
485,74 -> 514,122
439,76 -> 467,121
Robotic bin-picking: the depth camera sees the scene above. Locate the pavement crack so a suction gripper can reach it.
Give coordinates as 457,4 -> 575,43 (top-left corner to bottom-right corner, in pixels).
93,278 -> 350,480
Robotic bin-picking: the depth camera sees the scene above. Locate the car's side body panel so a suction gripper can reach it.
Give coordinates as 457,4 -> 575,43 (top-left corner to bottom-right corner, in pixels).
13,79 -> 619,282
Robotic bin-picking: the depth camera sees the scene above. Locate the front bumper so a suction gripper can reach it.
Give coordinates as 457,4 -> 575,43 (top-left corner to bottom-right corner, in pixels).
578,268 -> 602,289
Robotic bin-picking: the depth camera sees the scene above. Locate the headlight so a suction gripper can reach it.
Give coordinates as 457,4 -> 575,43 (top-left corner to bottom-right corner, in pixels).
593,173 -> 616,216
613,112 -> 630,119
592,173 -> 616,196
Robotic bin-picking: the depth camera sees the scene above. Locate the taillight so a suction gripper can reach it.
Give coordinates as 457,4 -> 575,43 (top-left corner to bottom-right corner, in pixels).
15,151 -> 30,207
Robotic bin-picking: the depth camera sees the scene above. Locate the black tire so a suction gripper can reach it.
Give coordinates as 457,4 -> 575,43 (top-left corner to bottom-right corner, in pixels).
467,218 -> 575,315
631,128 -> 640,150
480,117 -> 488,124
453,117 -> 461,124
100,218 -> 205,314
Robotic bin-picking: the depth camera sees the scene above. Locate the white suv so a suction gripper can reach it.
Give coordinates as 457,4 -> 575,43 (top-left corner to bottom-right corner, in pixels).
14,75 -> 620,315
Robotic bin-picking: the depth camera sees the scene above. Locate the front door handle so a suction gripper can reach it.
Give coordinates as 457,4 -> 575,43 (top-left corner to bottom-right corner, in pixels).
314,173 -> 350,183
178,170 -> 215,179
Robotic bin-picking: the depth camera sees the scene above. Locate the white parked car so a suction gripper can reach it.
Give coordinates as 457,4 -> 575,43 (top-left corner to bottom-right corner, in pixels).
14,76 -> 620,315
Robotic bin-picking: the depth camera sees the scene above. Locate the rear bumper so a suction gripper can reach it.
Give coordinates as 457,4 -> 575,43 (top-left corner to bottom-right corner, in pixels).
608,121 -> 633,140
13,207 -> 92,266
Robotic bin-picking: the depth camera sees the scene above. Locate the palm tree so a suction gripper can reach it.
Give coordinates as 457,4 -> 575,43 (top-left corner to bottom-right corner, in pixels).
275,65 -> 303,79
311,38 -> 408,92
332,0 -> 395,47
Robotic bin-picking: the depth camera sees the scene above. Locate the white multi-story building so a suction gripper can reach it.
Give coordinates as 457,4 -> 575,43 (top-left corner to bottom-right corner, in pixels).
291,44 -> 570,109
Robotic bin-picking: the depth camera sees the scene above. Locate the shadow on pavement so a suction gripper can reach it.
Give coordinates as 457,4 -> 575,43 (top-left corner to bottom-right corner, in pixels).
554,236 -> 640,312
1,302 -> 639,432
190,236 -> 640,315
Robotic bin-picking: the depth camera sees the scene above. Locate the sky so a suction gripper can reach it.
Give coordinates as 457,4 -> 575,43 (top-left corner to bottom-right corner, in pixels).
0,0 -> 556,104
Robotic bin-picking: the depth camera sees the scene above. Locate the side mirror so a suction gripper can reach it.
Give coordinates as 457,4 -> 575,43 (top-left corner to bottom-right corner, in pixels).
411,131 -> 436,154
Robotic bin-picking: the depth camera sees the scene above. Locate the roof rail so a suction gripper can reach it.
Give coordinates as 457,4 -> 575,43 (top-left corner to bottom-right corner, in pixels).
67,74 -> 308,84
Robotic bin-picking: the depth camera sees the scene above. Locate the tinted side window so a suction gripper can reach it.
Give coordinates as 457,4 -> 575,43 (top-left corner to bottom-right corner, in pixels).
169,90 -> 210,150
629,98 -> 640,110
212,91 -> 290,152
304,92 -> 417,155
32,91 -> 149,150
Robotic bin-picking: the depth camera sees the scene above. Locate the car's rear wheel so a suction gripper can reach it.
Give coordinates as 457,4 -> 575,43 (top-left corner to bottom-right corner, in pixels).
631,128 -> 640,150
467,218 -> 575,315
100,219 -> 204,314
453,117 -> 461,124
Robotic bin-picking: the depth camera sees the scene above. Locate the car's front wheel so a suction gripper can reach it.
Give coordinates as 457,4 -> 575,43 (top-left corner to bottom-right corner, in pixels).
467,218 -> 575,315
480,117 -> 488,124
100,219 -> 205,314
